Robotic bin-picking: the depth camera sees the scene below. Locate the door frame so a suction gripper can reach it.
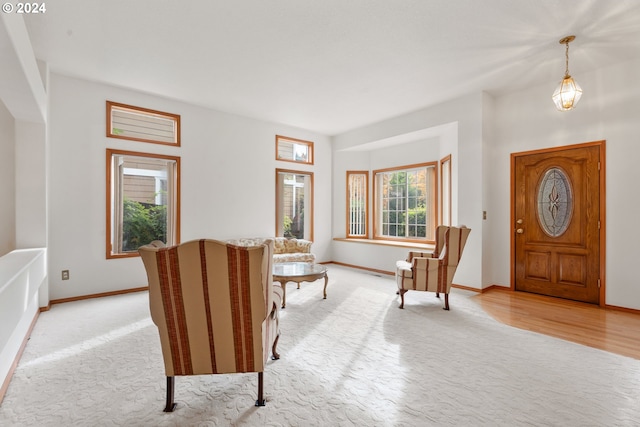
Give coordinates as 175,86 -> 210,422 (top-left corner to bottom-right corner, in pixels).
510,140 -> 606,307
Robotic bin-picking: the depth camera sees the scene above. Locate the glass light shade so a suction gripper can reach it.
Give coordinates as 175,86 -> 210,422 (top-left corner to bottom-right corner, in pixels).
552,75 -> 583,111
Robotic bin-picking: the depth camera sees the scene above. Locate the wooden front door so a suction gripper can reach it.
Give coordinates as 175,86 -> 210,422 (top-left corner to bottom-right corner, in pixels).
512,142 -> 604,304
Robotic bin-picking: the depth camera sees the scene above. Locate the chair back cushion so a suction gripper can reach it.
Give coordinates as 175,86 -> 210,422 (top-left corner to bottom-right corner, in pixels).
438,226 -> 471,292
139,239 -> 272,377
433,225 -> 449,257
442,226 -> 471,267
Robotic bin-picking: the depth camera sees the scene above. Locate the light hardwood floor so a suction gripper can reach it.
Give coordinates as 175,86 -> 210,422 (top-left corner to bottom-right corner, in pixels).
472,289 -> 640,360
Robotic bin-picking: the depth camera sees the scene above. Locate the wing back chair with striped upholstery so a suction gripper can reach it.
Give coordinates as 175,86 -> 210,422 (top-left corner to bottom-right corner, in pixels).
395,225 -> 471,310
139,238 -> 282,412
400,225 -> 449,262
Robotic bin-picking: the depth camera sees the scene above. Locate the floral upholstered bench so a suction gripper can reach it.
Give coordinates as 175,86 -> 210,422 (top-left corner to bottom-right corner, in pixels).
226,237 -> 315,263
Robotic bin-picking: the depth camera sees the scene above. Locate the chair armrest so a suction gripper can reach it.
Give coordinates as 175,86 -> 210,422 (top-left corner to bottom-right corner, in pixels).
411,256 -> 440,272
396,259 -> 412,271
407,251 -> 435,262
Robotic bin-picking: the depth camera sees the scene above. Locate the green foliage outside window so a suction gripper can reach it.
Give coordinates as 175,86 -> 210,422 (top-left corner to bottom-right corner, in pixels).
283,213 -> 305,239
283,215 -> 293,238
408,208 -> 427,237
381,169 -> 429,238
122,198 -> 167,251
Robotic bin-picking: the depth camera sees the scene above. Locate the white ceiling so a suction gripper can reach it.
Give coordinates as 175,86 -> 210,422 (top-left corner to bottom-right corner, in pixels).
23,0 -> 640,135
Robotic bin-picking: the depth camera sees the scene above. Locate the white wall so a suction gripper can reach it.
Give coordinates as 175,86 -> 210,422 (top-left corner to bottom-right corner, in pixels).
332,94 -> 484,288
0,101 -> 15,257
488,58 -> 640,310
15,120 -> 46,249
369,138 -> 440,170
47,73 -> 332,300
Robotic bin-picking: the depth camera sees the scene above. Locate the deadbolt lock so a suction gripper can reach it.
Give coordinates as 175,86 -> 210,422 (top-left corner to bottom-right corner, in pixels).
516,228 -> 524,234
516,219 -> 523,224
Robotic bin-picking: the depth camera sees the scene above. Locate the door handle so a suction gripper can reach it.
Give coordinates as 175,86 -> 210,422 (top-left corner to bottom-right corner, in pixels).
516,219 -> 523,224
516,228 -> 524,234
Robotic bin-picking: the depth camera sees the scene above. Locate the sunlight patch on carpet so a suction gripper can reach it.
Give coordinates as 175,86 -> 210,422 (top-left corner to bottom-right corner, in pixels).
21,317 -> 153,368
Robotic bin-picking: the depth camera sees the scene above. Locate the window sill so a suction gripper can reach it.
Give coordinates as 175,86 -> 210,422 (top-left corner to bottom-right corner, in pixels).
333,237 -> 434,251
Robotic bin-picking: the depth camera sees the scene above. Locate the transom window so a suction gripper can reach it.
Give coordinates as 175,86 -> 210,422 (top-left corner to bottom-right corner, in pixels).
107,101 -> 180,146
276,135 -> 314,165
374,162 -> 437,242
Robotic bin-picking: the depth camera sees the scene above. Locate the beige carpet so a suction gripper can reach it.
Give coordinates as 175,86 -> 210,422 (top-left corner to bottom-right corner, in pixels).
1,265 -> 639,426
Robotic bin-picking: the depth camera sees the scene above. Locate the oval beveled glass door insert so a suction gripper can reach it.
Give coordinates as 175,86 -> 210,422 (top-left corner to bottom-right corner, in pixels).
537,167 -> 573,237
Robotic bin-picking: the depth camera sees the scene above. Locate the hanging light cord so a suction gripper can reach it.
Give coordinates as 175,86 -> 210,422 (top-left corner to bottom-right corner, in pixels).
564,41 -> 570,77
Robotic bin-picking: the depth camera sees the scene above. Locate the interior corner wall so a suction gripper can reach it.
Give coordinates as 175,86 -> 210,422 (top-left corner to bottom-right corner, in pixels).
489,58 -> 640,310
332,93 -> 484,288
15,120 -> 46,249
481,92 -> 496,288
46,73 -> 332,300
0,100 -> 15,257
438,124 -> 459,228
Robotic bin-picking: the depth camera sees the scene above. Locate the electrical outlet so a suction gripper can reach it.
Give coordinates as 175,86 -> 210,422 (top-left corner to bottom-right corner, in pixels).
483,211 -> 487,220
62,270 -> 70,280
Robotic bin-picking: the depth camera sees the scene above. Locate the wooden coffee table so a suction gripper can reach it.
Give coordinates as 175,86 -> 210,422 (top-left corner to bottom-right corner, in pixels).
272,262 -> 328,308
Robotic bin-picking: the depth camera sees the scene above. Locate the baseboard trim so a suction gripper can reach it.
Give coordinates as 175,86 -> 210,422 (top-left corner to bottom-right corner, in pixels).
604,304 -> 640,315
327,261 -> 394,276
451,283 -> 481,293
49,286 -> 149,306
476,284 -> 512,293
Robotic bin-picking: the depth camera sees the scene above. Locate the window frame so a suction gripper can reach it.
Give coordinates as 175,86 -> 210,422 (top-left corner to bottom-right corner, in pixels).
440,154 -> 452,226
275,135 -> 314,165
346,171 -> 369,238
373,161 -> 438,244
106,101 -> 181,146
275,168 -> 314,241
106,148 -> 181,259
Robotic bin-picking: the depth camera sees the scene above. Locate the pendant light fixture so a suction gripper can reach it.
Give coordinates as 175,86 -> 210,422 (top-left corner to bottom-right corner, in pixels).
552,35 -> 583,111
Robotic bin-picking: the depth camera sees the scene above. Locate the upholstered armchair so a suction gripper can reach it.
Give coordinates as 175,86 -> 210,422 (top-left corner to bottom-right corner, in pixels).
139,238 -> 282,412
395,226 -> 471,310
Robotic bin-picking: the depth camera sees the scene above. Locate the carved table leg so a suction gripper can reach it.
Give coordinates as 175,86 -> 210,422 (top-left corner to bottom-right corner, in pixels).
323,273 -> 328,299
279,280 -> 287,309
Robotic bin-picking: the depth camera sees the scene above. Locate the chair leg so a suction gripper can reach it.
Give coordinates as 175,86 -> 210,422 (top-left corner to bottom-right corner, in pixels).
271,334 -> 281,360
443,293 -> 450,311
164,376 -> 177,412
255,372 -> 265,406
398,289 -> 406,309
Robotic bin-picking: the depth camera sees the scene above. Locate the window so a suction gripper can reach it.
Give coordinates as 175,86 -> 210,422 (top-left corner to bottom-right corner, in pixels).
276,169 -> 313,241
347,171 -> 369,238
373,162 -> 437,242
276,135 -> 314,165
106,149 -> 180,258
106,101 -> 181,146
440,155 -> 452,226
